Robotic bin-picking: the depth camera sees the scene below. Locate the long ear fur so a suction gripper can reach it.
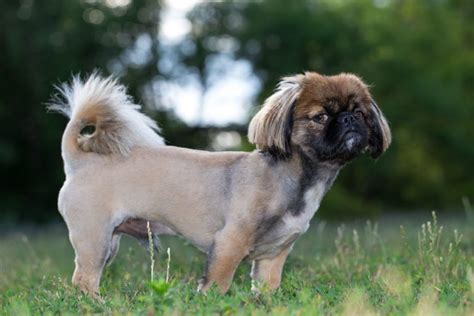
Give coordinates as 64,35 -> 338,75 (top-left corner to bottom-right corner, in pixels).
248,75 -> 303,158
367,99 -> 391,159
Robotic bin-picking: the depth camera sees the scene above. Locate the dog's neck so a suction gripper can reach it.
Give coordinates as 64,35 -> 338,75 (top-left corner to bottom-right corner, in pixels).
293,146 -> 341,182
254,148 -> 339,239
272,147 -> 340,217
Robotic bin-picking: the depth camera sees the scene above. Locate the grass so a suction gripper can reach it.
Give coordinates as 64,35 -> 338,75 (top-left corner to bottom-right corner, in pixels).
0,212 -> 473,315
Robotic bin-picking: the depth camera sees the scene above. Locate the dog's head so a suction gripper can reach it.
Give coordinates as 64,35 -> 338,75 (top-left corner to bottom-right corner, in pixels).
248,72 -> 391,163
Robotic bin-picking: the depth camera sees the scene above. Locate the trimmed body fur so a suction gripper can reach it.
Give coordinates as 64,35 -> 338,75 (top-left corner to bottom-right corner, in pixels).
51,72 -> 391,297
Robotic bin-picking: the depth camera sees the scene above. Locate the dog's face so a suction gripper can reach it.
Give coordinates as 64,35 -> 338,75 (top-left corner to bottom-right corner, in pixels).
248,72 -> 391,163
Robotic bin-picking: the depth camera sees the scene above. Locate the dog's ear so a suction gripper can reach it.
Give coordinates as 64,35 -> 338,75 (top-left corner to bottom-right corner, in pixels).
248,75 -> 303,158
367,98 -> 391,159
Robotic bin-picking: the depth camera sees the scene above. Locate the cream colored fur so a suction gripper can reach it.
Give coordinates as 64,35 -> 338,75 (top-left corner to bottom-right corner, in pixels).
49,73 -> 163,173
51,72 -> 390,298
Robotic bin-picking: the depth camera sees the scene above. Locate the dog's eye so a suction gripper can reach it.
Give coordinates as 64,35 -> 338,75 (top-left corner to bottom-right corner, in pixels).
354,108 -> 364,118
312,113 -> 328,124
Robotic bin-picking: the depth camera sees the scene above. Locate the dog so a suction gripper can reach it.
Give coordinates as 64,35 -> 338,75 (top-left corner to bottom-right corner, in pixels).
50,71 -> 391,297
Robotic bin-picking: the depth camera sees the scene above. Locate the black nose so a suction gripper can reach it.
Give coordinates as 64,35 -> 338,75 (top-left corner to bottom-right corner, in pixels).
337,112 -> 356,127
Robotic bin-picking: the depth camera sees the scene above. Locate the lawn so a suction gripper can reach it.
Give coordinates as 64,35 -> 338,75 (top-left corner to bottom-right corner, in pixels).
1,212 -> 473,315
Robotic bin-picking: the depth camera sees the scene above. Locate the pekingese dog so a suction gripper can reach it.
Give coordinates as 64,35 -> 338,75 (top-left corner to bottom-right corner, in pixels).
50,71 -> 391,298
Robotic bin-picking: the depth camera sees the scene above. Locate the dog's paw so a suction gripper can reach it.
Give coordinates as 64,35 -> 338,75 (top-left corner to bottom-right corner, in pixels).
251,280 -> 261,296
197,277 -> 210,294
251,280 -> 274,296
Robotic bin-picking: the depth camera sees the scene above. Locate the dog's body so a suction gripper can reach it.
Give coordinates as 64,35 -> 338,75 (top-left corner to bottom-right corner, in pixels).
61,146 -> 334,252
52,72 -> 391,297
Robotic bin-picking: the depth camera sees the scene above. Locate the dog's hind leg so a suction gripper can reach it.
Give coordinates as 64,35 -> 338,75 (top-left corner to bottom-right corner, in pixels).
198,224 -> 253,294
68,218 -> 115,298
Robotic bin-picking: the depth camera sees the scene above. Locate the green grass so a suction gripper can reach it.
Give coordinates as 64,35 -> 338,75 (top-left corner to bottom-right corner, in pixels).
1,212 -> 473,315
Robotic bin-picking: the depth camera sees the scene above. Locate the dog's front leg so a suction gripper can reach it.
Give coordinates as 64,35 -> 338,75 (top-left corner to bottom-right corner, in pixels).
250,245 -> 293,293
198,224 -> 253,294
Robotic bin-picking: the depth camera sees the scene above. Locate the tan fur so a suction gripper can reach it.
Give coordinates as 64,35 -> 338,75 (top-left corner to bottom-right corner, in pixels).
248,75 -> 304,155
199,225 -> 254,293
75,104 -> 125,154
251,246 -> 293,292
53,72 -> 391,298
296,72 -> 372,118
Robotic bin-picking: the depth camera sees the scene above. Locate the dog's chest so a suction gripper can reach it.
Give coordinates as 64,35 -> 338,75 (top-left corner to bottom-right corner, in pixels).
282,182 -> 326,232
249,182 -> 326,260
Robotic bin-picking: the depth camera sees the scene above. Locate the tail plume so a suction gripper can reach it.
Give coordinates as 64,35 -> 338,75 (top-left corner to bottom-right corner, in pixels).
49,73 -> 164,157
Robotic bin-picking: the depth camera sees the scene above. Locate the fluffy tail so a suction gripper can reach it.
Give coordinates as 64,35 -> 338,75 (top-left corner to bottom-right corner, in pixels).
49,73 -> 164,165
